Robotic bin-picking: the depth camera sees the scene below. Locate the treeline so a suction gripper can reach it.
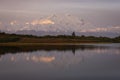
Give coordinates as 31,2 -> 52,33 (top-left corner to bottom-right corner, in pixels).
0,32 -> 120,43
0,32 -> 20,42
0,32 -> 38,43
41,35 -> 120,43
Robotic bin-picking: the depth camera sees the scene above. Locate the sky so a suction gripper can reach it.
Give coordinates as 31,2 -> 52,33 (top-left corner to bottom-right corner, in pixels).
0,0 -> 120,37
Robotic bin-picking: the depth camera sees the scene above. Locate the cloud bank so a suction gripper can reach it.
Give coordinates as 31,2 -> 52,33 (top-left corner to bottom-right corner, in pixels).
0,14 -> 120,36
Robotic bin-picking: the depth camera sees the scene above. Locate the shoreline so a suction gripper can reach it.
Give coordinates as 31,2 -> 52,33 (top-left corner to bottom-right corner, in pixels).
0,42 -> 116,46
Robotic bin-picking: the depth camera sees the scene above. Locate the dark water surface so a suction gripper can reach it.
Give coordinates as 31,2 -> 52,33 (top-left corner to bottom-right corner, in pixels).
0,44 -> 120,80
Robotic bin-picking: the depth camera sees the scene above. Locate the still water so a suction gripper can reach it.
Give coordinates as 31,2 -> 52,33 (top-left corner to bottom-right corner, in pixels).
0,44 -> 120,80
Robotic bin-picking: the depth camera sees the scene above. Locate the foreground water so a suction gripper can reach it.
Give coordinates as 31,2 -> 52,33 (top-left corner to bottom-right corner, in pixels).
0,44 -> 120,80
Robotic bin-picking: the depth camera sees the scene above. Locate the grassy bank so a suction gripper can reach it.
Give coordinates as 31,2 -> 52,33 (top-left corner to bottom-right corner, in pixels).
0,32 -> 120,45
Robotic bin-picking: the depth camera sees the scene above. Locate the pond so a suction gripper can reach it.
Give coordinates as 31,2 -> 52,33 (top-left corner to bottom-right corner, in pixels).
0,44 -> 120,80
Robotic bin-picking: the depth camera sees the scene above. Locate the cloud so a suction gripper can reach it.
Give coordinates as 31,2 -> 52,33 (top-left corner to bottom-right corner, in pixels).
0,22 -> 2,25
25,22 -> 30,25
80,26 -> 120,33
31,19 -> 55,25
10,20 -> 18,25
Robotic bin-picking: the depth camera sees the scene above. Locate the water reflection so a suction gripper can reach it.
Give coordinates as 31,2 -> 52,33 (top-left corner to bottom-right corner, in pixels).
30,56 -> 55,63
0,44 -> 120,65
0,44 -> 120,80
10,56 -> 15,62
0,44 -> 119,55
